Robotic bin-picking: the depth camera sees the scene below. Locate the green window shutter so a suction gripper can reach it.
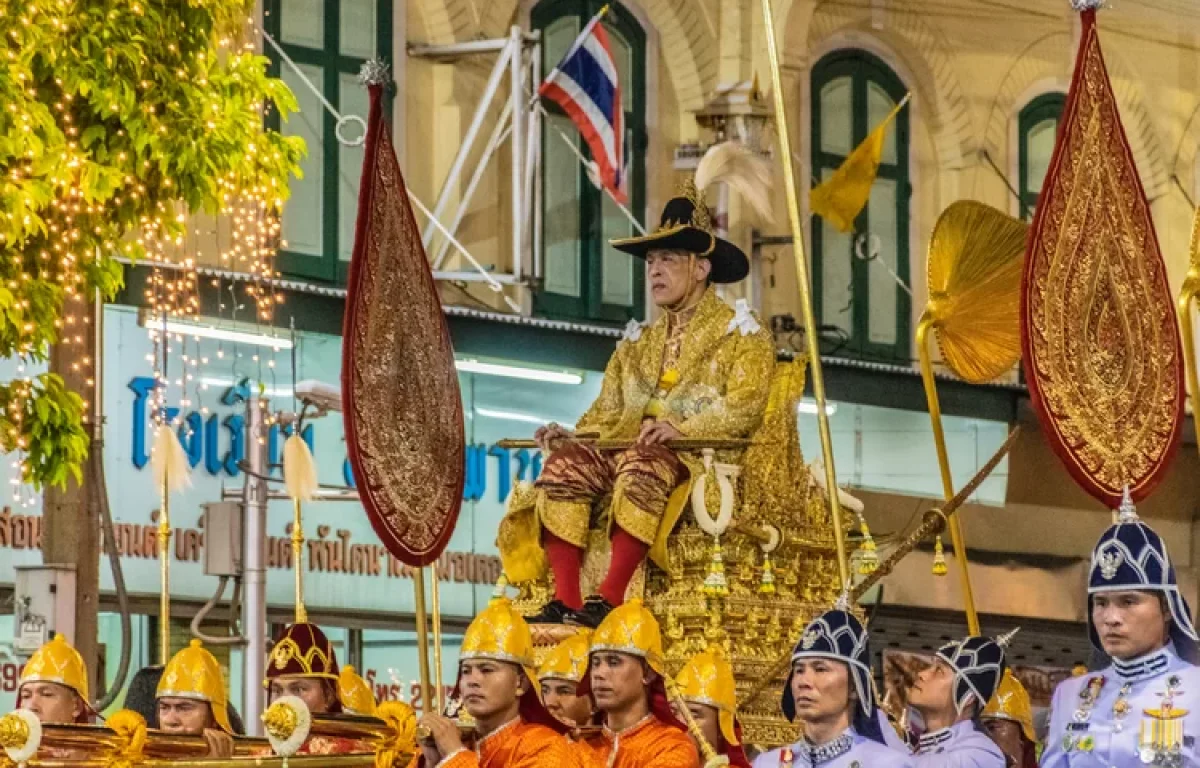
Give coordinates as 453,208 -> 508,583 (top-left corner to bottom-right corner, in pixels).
266,0 -> 394,285
1018,93 -> 1066,222
532,0 -> 646,324
810,50 -> 911,363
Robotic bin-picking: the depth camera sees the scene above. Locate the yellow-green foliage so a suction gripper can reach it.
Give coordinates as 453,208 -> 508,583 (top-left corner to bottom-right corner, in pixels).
0,0 -> 305,487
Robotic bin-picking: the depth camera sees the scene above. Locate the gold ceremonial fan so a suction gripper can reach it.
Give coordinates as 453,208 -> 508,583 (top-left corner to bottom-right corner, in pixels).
922,200 -> 1029,384
914,199 -> 1027,635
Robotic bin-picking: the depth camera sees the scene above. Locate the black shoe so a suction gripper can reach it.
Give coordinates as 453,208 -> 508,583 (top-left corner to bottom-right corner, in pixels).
526,599 -> 573,624
565,596 -> 614,628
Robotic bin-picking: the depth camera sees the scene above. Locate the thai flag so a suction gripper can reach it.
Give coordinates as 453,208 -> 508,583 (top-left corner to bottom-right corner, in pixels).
539,8 -> 625,203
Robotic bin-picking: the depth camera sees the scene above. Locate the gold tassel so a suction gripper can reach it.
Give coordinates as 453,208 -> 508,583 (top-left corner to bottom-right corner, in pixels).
703,537 -> 729,597
151,424 -> 191,495
857,520 -> 879,575
759,551 -> 776,595
932,535 -> 948,576
283,433 -> 319,502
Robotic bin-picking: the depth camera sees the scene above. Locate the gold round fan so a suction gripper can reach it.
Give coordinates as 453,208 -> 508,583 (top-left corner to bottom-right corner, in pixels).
924,200 -> 1029,384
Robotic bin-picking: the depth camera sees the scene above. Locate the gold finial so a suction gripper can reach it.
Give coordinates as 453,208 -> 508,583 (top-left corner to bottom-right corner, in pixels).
677,178 -> 713,233
932,536 -> 949,576
263,701 -> 299,741
0,713 -> 29,749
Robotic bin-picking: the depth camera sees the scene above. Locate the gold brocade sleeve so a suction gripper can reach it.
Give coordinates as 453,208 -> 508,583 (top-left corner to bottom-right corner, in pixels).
670,328 -> 774,440
575,347 -> 626,437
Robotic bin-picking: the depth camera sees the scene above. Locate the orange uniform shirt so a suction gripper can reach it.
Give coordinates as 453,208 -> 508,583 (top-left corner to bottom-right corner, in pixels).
431,718 -> 570,768
572,716 -> 698,768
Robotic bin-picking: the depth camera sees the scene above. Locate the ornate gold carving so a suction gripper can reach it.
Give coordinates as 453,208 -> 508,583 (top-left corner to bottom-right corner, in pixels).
1022,16 -> 1184,504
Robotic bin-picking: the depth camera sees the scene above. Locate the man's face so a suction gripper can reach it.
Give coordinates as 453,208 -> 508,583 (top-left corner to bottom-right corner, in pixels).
459,659 -> 523,722
589,652 -> 646,714
907,659 -> 956,714
670,700 -> 721,754
646,250 -> 708,307
17,682 -> 82,724
269,675 -> 336,714
1093,590 -> 1169,660
789,658 -> 852,723
540,678 -> 592,727
983,719 -> 1026,767
157,697 -> 213,735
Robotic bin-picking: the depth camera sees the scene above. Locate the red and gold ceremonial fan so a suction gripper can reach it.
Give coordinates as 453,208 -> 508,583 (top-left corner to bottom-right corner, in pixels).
1020,2 -> 1185,506
341,65 -> 465,567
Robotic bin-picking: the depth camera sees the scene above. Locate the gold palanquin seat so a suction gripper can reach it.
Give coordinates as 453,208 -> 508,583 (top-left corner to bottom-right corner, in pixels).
503,359 -> 849,748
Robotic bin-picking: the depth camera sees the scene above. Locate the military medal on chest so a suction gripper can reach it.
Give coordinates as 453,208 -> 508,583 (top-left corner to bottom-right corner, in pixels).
1137,676 -> 1187,767
1063,676 -> 1104,754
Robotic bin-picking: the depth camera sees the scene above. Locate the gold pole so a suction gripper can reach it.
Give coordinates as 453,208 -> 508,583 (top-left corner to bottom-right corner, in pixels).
1179,285 -> 1200,461
758,0 -> 848,584
158,478 -> 172,664
916,313 -> 980,635
292,500 -> 308,623
412,567 -> 434,714
430,566 -> 445,713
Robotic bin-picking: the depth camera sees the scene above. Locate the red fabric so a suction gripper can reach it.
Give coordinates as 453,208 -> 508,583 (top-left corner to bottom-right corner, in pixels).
722,722 -> 752,768
599,529 -> 648,606
647,682 -> 688,733
341,79 -> 463,566
545,533 -> 584,610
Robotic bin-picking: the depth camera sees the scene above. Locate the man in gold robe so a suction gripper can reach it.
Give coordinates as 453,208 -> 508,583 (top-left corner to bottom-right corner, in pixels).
528,179 -> 775,628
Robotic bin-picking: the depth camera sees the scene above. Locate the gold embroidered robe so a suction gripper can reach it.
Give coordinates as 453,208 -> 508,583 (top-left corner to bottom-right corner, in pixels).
534,287 -> 774,570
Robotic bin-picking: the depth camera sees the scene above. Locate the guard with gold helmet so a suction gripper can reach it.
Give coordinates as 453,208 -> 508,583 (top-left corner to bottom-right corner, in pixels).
537,630 -> 594,729
339,665 -> 378,717
673,646 -> 751,768
573,598 -> 698,768
16,634 -> 93,725
157,639 -> 236,758
415,597 -> 569,768
980,671 -> 1037,768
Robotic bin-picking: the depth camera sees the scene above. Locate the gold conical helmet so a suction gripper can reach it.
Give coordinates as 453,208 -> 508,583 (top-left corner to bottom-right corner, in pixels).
537,630 -> 591,684
590,599 -> 665,674
458,598 -> 567,733
461,598 -> 536,668
676,646 -> 739,746
981,669 -> 1034,742
19,634 -> 89,702
158,640 -> 233,734
338,665 -> 377,716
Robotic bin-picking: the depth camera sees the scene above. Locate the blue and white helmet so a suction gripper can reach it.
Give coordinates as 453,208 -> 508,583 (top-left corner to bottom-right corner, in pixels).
934,631 -> 1012,715
1088,488 -> 1199,661
783,606 -> 873,721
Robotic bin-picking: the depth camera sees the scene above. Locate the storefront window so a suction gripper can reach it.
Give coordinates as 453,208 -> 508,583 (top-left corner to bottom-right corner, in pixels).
798,401 -> 1009,505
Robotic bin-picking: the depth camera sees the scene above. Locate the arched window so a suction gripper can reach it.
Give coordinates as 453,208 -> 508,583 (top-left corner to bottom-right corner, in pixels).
533,0 -> 646,323
811,50 -> 911,362
1018,93 -> 1066,220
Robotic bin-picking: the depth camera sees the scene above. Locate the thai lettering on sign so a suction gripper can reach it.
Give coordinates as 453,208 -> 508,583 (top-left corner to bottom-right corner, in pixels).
129,376 -> 542,503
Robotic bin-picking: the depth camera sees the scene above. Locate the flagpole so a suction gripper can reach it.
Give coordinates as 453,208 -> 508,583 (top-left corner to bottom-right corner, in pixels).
758,0 -> 849,586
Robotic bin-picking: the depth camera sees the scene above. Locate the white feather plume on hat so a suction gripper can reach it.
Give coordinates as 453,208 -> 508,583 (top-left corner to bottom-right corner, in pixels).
693,141 -> 774,225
